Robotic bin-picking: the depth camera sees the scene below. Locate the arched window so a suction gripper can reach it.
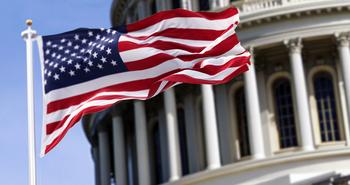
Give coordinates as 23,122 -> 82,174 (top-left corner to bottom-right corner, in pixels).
233,87 -> 251,158
273,78 -> 298,149
313,72 -> 341,142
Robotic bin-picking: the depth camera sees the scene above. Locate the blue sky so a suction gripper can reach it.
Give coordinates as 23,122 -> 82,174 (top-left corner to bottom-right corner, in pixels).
0,1 -> 112,184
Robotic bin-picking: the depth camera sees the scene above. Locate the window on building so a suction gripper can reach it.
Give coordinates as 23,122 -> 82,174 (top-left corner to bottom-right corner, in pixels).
234,87 -> 251,158
273,78 -> 298,149
172,0 -> 181,9
150,0 -> 157,14
199,0 -> 210,11
177,106 -> 190,175
151,121 -> 163,184
195,98 -> 207,171
126,118 -> 138,185
313,72 -> 341,142
148,116 -> 169,184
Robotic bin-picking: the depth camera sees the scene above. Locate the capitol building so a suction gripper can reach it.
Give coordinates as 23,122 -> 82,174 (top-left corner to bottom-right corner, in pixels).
83,0 -> 350,184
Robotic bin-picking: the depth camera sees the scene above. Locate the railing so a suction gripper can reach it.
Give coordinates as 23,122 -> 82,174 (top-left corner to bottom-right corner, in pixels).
232,0 -> 328,14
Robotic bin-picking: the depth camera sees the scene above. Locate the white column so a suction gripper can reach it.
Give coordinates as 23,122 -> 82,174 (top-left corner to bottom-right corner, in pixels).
201,84 -> 221,169
112,109 -> 127,185
210,0 -> 228,9
285,38 -> 315,151
222,0 -> 230,7
164,89 -> 182,181
243,49 -> 266,159
156,0 -> 164,11
340,82 -> 350,145
181,0 -> 192,10
210,0 -> 219,9
336,33 -> 350,124
134,101 -> 151,185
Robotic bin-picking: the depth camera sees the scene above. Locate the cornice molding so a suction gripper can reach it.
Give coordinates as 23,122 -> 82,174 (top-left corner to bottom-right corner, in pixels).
240,23 -> 350,49
237,1 -> 350,29
166,148 -> 350,185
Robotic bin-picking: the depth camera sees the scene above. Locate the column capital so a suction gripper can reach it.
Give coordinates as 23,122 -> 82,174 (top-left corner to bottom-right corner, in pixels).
284,38 -> 302,54
248,46 -> 255,64
335,32 -> 350,48
248,46 -> 254,55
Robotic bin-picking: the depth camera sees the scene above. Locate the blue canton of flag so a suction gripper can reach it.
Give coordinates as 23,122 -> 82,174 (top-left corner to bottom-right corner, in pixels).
41,28 -> 127,93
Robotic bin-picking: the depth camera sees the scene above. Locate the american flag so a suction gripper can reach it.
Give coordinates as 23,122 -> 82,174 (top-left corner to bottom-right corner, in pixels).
38,7 -> 251,156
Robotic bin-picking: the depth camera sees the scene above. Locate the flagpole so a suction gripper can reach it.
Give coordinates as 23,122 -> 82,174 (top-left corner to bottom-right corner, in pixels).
21,19 -> 37,185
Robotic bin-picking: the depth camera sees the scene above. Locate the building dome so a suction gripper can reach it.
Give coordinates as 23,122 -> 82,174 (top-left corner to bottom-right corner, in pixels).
83,0 -> 350,184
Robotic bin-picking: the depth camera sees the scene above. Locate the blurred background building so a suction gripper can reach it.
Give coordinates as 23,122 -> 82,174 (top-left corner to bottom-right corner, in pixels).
83,0 -> 350,184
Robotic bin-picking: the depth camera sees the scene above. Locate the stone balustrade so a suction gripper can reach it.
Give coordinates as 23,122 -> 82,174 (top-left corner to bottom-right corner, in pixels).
232,0 -> 328,14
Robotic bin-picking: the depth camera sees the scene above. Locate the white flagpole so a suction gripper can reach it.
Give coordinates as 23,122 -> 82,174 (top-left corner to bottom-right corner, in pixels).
21,19 -> 37,185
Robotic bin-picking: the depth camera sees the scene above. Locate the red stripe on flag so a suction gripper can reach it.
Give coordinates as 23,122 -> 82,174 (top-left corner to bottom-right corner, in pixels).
194,56 -> 250,75
192,55 -> 251,74
46,115 -> 69,135
46,78 -> 157,114
127,8 -> 238,32
119,40 -> 205,53
124,33 -> 240,71
46,95 -> 133,135
44,104 -> 116,154
125,53 -> 176,71
164,64 -> 249,85
125,25 -> 233,41
47,70 -> 182,114
177,34 -> 239,61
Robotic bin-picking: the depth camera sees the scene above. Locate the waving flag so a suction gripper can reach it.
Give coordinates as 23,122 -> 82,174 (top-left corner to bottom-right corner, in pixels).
37,7 -> 251,156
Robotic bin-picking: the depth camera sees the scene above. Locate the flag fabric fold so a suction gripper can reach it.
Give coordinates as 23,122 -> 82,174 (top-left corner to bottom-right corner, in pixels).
37,7 -> 251,156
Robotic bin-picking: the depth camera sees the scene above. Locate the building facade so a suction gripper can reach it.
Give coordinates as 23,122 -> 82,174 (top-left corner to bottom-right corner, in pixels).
83,0 -> 350,184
